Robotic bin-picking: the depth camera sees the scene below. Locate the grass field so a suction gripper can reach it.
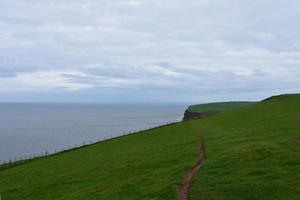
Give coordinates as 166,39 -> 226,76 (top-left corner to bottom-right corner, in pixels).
188,101 -> 255,113
0,120 -> 202,199
190,94 -> 300,199
0,94 -> 299,199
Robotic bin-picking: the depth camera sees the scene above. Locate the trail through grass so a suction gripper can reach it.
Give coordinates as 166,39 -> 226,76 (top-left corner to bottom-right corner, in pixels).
189,94 -> 300,199
0,94 -> 299,199
0,121 -> 202,200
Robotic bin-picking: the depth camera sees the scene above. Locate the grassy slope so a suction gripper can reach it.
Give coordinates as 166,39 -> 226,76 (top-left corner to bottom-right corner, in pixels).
188,101 -> 255,113
190,94 -> 300,199
0,94 -> 299,199
0,121 -> 202,200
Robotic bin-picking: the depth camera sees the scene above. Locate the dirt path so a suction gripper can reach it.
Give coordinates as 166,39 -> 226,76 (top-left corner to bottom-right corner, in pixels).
178,141 -> 206,200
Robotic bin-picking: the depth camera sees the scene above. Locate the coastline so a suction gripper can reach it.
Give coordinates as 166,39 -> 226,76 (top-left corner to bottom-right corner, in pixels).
0,120 -> 181,171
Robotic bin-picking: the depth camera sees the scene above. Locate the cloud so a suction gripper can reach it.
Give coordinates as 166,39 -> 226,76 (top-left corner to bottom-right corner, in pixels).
0,70 -> 93,91
0,0 -> 300,102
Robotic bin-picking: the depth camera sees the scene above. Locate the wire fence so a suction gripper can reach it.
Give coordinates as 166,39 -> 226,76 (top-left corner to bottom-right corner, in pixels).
0,120 -> 181,170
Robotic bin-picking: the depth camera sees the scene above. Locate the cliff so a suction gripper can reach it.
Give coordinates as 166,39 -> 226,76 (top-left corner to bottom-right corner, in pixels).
183,109 -> 215,121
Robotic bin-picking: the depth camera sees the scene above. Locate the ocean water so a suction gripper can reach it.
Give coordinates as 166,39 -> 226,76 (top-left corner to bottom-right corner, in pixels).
0,103 -> 186,163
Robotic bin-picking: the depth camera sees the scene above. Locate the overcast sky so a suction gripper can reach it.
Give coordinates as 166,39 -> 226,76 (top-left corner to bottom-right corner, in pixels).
0,0 -> 299,103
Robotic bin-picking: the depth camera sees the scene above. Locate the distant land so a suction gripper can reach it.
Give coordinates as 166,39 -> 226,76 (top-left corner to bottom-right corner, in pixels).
183,101 -> 256,120
0,94 -> 299,199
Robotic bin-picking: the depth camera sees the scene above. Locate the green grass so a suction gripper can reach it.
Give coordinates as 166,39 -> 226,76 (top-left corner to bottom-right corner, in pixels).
190,94 -> 300,199
0,94 -> 299,199
188,101 -> 255,113
0,121 -> 202,200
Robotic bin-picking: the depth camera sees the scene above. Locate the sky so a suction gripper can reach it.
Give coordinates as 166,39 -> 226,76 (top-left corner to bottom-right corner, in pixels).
0,0 -> 300,103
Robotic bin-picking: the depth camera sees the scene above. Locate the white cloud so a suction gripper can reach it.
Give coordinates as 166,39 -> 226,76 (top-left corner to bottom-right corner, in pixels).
0,70 -> 93,91
0,0 -> 300,102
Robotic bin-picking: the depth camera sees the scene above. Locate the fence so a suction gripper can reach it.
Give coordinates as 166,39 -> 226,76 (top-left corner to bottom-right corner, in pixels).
0,120 -> 181,170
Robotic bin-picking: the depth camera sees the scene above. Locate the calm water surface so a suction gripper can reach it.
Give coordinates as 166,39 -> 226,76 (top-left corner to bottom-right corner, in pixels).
0,103 -> 186,163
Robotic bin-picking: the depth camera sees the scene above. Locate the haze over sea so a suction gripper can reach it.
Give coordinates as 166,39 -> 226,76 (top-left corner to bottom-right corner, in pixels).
0,103 -> 186,163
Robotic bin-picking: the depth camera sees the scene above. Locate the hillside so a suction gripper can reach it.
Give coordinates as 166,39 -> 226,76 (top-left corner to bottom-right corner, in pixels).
190,94 -> 300,199
188,101 -> 256,113
0,94 -> 299,199
0,121 -> 201,199
183,101 -> 255,120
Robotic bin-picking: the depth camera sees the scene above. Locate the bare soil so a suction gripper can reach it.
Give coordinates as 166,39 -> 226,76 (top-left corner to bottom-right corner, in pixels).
178,141 -> 206,200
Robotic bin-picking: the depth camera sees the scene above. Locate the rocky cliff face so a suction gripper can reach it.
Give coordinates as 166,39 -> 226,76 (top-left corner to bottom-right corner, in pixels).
183,109 -> 214,121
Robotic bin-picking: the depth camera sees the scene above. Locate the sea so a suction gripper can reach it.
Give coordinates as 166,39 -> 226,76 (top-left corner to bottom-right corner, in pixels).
0,103 -> 186,163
